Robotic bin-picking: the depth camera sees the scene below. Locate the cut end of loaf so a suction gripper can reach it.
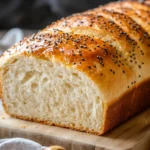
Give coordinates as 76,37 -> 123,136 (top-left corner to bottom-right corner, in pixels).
1,56 -> 105,134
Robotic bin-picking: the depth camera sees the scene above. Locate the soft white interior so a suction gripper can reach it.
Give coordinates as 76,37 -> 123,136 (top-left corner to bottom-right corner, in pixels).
2,56 -> 103,132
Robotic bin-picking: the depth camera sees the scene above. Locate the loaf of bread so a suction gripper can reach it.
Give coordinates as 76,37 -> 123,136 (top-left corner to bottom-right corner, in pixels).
0,1 -> 150,135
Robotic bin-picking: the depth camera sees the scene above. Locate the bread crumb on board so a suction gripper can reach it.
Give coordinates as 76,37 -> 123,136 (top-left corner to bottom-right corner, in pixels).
20,125 -> 27,129
1,116 -> 5,119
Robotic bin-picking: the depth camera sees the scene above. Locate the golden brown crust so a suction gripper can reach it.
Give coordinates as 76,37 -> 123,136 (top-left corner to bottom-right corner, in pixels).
120,1 -> 150,11
3,31 -> 125,74
48,13 -> 140,58
118,8 -> 150,34
85,9 -> 150,59
106,1 -> 150,11
103,78 -> 150,133
103,3 -> 150,34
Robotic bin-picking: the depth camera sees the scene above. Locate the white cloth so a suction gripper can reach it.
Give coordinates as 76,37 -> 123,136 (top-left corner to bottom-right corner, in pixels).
0,138 -> 47,150
0,28 -> 24,55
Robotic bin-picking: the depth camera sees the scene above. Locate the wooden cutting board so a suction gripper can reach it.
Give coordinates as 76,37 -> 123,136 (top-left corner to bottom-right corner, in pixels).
0,101 -> 149,150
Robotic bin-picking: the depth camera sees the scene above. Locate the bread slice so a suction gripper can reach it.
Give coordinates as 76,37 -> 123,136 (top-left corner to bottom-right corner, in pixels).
0,1 -> 150,135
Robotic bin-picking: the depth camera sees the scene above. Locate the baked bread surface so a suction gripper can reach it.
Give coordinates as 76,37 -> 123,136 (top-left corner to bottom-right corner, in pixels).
0,1 -> 150,135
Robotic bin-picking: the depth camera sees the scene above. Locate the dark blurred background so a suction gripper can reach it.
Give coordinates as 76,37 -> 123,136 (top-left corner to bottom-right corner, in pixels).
0,0 -> 118,29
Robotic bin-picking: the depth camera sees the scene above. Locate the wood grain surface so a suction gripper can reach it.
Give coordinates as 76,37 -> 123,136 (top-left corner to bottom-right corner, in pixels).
0,101 -> 149,150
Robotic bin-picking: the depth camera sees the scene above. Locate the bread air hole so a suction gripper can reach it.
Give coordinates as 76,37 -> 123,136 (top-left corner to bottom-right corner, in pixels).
21,71 -> 34,84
